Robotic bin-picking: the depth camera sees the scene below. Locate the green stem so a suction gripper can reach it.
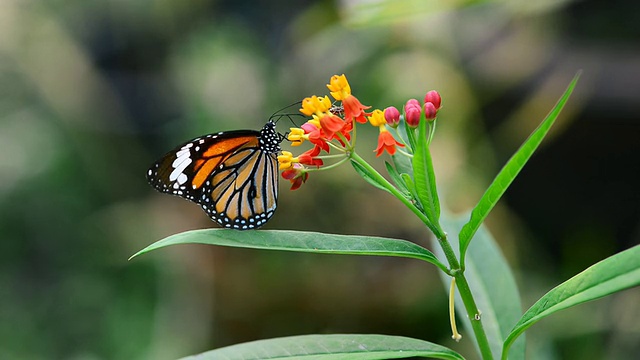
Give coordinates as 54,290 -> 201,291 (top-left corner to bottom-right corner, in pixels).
309,156 -> 349,172
350,152 -> 494,359
438,236 -> 493,359
436,234 -> 459,271
350,153 -> 441,237
454,271 -> 494,360
349,152 -> 449,274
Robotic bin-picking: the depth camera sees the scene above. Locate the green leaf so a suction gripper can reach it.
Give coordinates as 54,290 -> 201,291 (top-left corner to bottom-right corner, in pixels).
458,72 -> 581,267
502,244 -> 640,360
394,119 -> 415,155
436,214 -> 524,360
385,161 -> 411,197
131,229 -> 448,272
411,118 -> 442,235
391,148 -> 414,177
344,0 -> 498,27
400,173 -> 422,211
392,156 -> 413,179
351,159 -> 391,193
180,334 -> 465,360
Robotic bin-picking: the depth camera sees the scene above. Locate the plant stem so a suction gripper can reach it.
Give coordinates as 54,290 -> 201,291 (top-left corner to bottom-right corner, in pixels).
350,153 -> 443,240
437,234 -> 493,359
350,152 -> 494,359
349,152 -> 449,274
454,268 -> 494,359
436,235 -> 493,359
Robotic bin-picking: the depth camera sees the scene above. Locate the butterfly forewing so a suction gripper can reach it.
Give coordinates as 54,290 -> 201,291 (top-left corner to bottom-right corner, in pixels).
147,121 -> 281,229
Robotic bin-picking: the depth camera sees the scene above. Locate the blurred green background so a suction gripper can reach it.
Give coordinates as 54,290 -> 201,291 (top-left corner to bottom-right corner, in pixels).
1,0 -> 638,359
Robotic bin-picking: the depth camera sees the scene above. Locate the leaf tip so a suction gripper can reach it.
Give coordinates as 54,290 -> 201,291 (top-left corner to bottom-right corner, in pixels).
128,248 -> 147,261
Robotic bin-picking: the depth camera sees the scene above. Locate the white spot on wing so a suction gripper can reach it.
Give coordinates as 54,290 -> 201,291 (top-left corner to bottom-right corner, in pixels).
169,157 -> 192,182
172,150 -> 191,167
176,173 -> 188,185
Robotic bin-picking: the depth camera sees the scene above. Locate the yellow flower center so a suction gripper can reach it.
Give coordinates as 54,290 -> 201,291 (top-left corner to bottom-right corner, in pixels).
368,109 -> 386,127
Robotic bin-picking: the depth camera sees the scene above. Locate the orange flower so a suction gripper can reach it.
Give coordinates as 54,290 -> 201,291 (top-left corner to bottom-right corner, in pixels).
375,128 -> 404,157
298,146 -> 323,167
342,93 -> 370,124
327,74 -> 370,124
282,164 -> 308,190
301,122 -> 330,152
282,74 -> 444,192
319,113 -> 345,139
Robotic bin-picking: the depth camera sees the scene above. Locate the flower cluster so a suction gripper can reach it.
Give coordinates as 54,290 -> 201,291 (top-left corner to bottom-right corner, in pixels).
277,74 -> 442,190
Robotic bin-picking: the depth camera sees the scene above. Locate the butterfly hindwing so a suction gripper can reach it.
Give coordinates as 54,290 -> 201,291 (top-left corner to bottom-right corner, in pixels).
207,146 -> 278,228
147,121 -> 281,229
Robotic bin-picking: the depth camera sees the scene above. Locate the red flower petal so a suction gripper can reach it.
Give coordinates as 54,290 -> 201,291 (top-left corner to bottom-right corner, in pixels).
375,131 -> 404,157
343,95 -> 370,124
319,114 -> 345,138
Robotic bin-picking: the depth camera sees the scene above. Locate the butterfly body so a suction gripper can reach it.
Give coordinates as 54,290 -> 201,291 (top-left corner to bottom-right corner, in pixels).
147,121 -> 281,230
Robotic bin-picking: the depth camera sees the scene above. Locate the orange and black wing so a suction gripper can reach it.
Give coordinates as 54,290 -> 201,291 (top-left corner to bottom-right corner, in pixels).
147,121 -> 281,229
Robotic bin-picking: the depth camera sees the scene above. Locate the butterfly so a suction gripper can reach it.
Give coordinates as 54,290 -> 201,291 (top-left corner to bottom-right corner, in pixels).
146,120 -> 283,230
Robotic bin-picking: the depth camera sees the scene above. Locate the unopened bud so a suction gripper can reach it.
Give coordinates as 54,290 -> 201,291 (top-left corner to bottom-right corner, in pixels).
384,106 -> 400,127
424,102 -> 438,121
424,90 -> 442,110
406,98 -> 421,109
405,105 -> 421,128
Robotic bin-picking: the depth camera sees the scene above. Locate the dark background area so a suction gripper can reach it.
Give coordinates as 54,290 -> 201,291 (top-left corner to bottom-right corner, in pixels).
1,0 -> 638,359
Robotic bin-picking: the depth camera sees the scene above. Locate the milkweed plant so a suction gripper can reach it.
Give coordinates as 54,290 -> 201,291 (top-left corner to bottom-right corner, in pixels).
132,73 -> 640,360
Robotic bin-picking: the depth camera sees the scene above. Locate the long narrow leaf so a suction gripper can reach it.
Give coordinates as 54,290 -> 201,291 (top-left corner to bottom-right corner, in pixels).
385,161 -> 411,197
131,229 -> 448,272
181,334 -> 465,360
412,118 -> 442,234
502,244 -> 640,359
458,72 -> 581,267
400,173 -> 422,211
392,153 -> 414,176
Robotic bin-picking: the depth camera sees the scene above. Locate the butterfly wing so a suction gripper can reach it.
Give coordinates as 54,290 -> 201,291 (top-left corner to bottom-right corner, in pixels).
147,122 -> 280,229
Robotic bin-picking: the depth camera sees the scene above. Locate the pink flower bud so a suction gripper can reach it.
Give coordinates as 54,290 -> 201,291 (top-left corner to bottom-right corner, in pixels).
406,98 -> 420,109
383,106 -> 400,127
424,90 -> 442,110
424,102 -> 437,121
405,105 -> 421,128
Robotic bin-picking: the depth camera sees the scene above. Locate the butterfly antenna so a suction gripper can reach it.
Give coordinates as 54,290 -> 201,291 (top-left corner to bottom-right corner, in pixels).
269,101 -> 302,123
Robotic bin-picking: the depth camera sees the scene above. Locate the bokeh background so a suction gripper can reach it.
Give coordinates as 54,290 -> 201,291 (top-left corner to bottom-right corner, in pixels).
1,0 -> 639,359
